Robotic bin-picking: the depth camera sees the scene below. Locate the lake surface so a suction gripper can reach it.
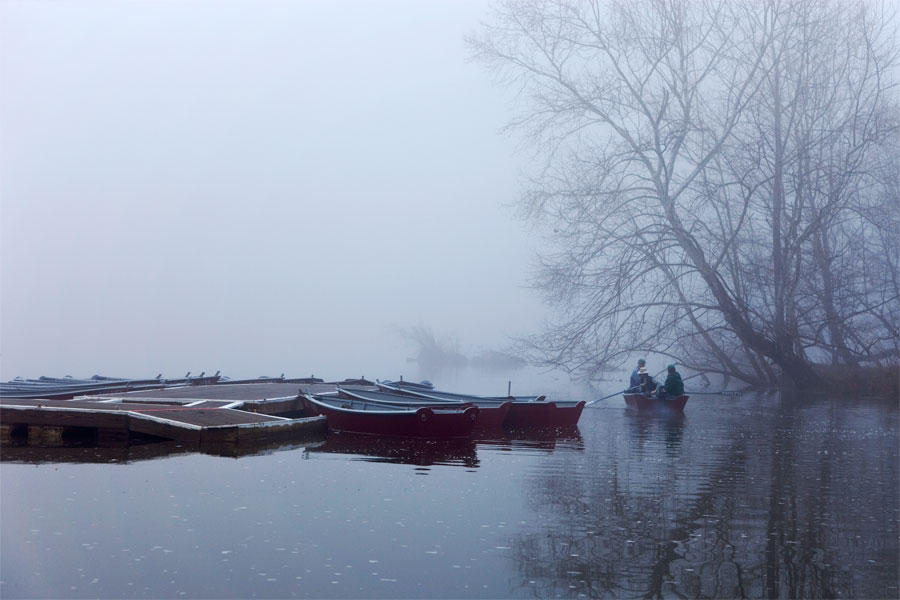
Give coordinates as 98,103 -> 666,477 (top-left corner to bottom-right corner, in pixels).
2,391 -> 898,598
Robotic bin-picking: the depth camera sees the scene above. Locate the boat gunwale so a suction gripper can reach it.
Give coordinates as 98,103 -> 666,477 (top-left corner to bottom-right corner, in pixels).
301,393 -> 477,416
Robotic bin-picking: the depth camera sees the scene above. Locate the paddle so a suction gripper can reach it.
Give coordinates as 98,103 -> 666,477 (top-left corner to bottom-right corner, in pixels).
587,387 -> 742,406
586,385 -> 641,406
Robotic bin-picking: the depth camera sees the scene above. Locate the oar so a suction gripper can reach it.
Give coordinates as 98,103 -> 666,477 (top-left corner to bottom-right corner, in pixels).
586,386 -> 640,406
685,390 -> 743,396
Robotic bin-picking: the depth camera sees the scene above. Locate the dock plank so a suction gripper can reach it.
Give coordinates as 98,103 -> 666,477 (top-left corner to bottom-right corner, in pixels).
129,407 -> 286,427
1,394 -> 326,447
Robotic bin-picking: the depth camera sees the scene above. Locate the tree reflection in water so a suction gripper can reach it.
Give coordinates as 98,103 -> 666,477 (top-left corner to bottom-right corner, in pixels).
506,394 -> 899,599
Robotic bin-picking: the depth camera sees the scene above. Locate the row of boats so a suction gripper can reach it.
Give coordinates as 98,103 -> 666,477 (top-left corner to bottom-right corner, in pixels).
3,374 -> 686,441
0,373 -> 225,399
0,373 -> 342,399
299,380 -> 587,439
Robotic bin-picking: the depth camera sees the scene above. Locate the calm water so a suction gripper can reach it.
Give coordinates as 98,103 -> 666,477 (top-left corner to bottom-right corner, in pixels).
1,391 -> 897,599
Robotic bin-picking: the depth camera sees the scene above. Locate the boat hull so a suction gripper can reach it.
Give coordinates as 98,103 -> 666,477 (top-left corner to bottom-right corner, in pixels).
505,400 -> 586,427
338,387 -> 511,428
623,394 -> 688,412
462,402 -> 510,428
376,382 -> 585,427
301,394 -> 478,438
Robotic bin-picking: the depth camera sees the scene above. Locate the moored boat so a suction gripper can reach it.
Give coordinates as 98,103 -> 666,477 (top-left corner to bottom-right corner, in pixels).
623,393 -> 689,412
337,386 -> 511,428
299,392 -> 479,438
0,374 -> 174,400
376,382 -> 585,427
377,378 -> 434,391
493,398 -> 586,427
377,382 -> 543,403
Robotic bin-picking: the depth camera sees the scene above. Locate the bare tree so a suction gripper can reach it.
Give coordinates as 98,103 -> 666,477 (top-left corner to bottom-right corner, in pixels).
470,0 -> 898,385
394,325 -> 468,373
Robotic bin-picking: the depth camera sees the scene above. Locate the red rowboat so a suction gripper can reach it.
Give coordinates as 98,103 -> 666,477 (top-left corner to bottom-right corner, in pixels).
623,393 -> 689,412
335,387 -> 512,428
300,392 -> 479,438
376,382 -> 585,427
502,398 -> 586,426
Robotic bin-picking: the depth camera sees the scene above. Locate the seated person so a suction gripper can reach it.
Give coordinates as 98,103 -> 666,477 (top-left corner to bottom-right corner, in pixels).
638,367 -> 657,397
657,364 -> 684,401
629,358 -> 646,392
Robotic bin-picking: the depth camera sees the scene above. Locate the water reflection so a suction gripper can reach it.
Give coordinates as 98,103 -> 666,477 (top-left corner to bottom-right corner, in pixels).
625,411 -> 685,457
305,432 -> 479,468
507,394 -> 899,599
0,440 -> 195,464
1,393 -> 896,599
0,437 -> 319,463
474,425 -> 584,452
304,426 -> 584,467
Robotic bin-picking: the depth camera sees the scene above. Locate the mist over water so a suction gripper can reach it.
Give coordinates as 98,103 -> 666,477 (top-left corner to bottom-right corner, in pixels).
3,3 -> 897,599
0,1 -> 542,382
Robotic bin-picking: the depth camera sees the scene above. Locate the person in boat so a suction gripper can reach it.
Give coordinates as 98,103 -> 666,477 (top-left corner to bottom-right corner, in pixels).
629,358 -> 646,392
638,367 -> 657,397
657,364 -> 684,401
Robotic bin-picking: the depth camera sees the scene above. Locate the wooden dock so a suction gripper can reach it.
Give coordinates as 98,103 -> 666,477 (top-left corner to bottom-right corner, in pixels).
0,382 -> 332,449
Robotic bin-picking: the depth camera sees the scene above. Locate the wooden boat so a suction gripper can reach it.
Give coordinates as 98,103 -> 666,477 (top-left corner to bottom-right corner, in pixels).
376,382 -> 586,427
336,386 -> 511,428
377,378 -> 434,391
376,381 -> 536,402
299,392 -> 479,438
218,375 -> 324,385
623,393 -> 689,412
326,377 -> 376,386
500,398 -> 586,427
0,370 -> 233,400
0,375 -> 173,400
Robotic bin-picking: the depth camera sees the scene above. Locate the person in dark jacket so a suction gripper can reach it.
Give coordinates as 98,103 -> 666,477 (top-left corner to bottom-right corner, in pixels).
629,359 -> 646,391
638,367 -> 657,397
657,364 -> 684,401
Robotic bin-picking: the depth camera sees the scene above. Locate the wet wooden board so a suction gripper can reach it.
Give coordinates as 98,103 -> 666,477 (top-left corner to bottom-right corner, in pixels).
129,407 -> 286,426
0,397 -> 327,445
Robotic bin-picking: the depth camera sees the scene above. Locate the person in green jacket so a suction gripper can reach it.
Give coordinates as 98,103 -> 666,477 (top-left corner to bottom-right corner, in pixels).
658,364 -> 684,401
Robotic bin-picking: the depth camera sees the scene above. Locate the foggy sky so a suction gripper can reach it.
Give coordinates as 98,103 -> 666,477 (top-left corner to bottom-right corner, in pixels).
0,1 -> 545,381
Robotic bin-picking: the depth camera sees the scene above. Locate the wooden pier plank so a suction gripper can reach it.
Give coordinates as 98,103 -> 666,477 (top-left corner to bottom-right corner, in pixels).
1,394 -> 327,446
129,407 -> 287,427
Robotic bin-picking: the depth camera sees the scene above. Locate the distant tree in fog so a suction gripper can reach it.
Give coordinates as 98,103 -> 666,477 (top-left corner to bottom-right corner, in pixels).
470,349 -> 527,371
396,325 -> 468,373
470,0 -> 899,385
